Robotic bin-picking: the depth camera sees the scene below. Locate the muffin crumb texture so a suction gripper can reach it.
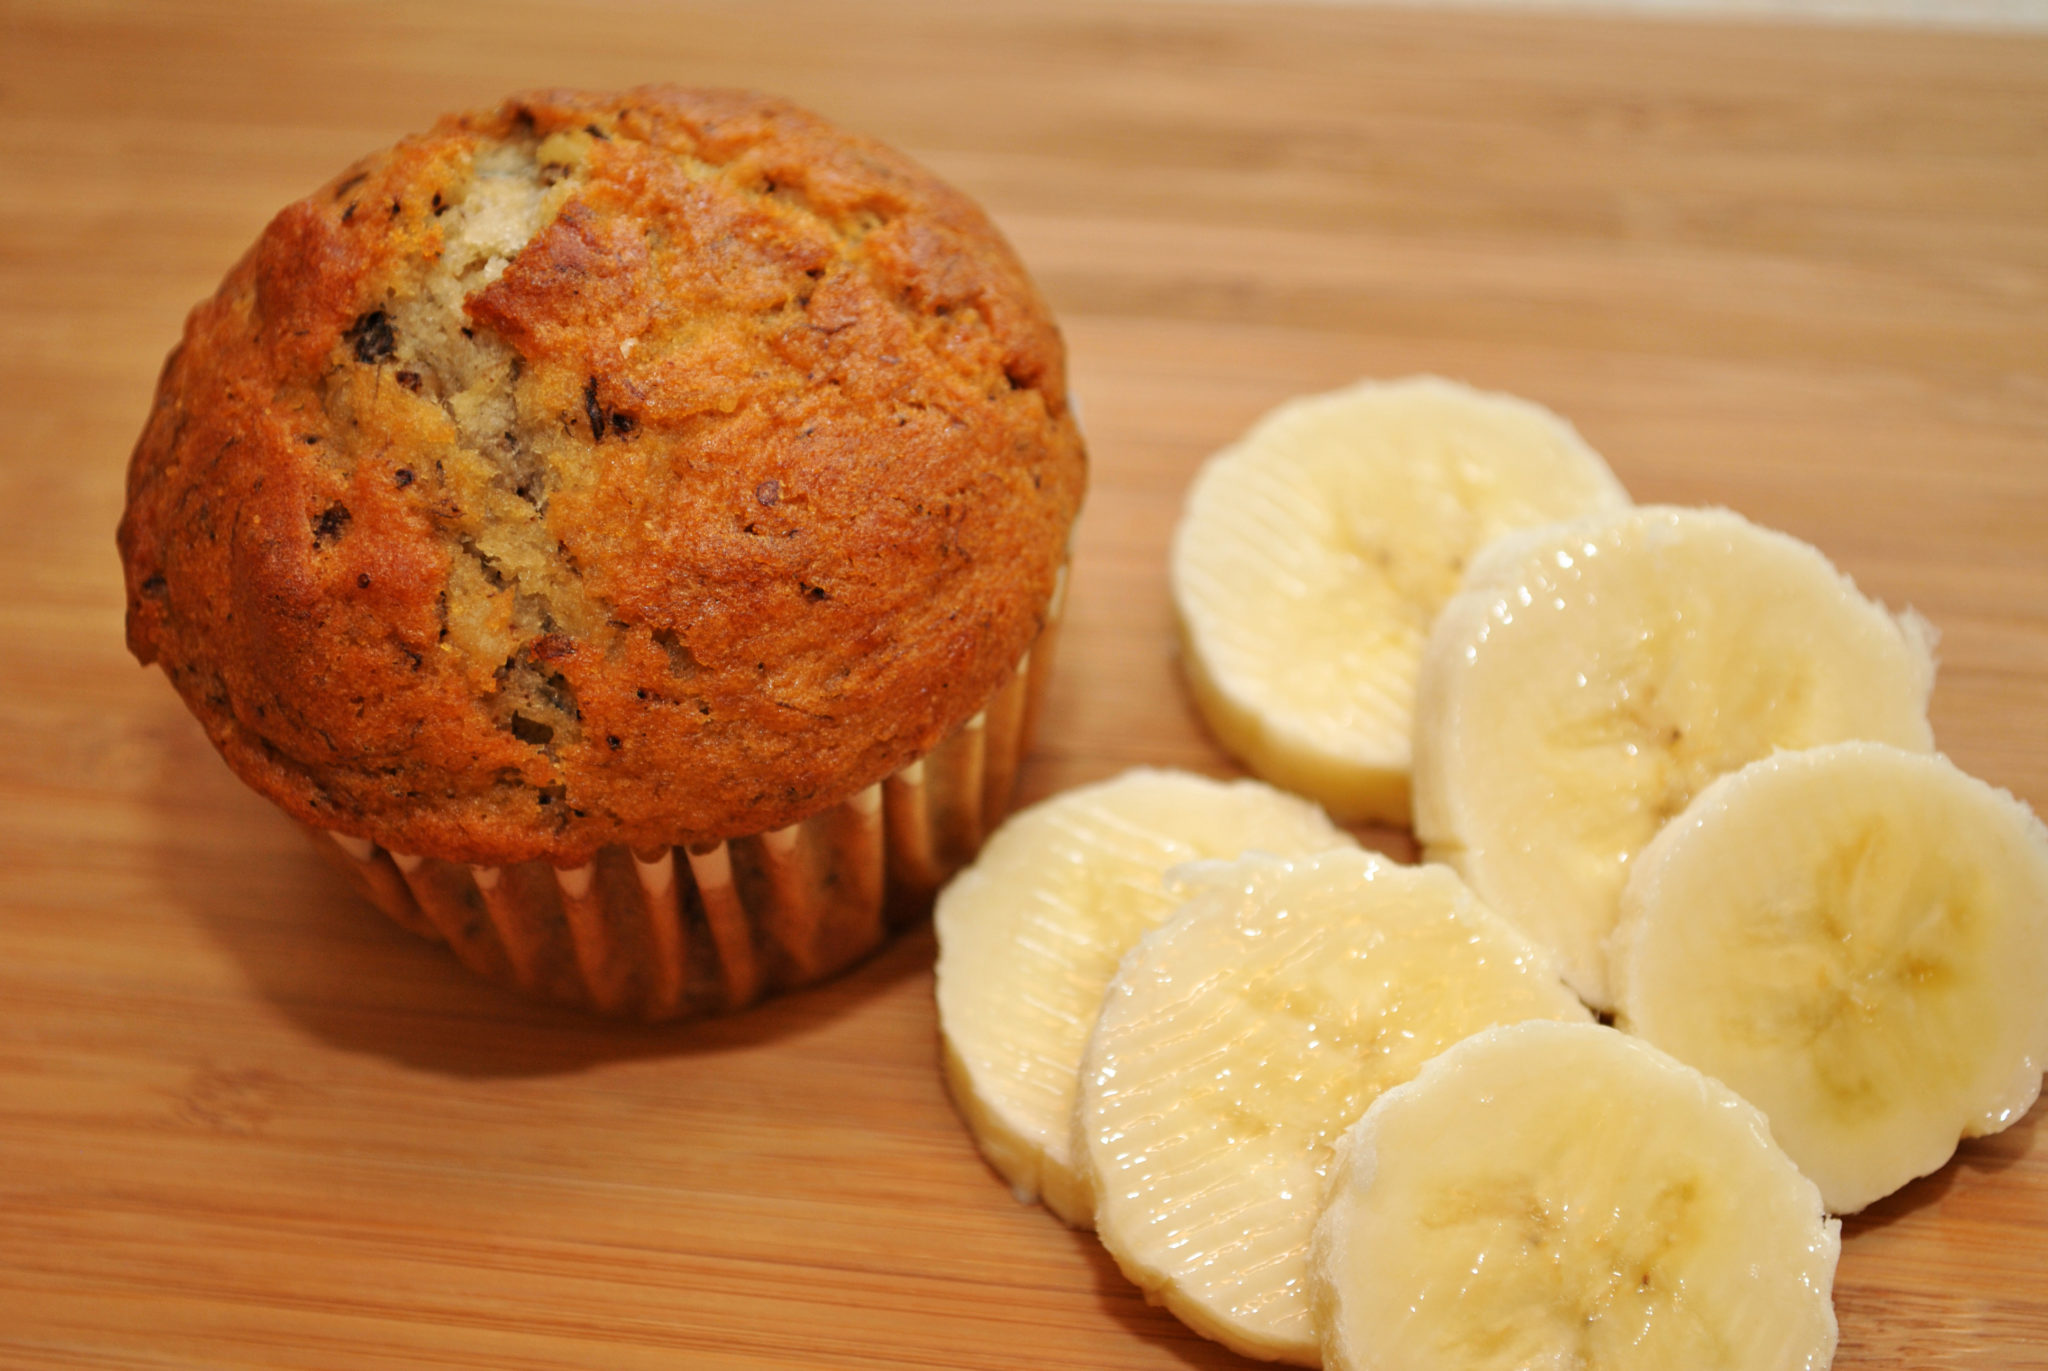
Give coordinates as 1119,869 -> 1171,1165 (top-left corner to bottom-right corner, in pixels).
119,87 -> 1084,865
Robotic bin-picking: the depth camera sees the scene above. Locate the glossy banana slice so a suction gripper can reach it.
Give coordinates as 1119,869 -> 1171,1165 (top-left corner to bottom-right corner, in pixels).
934,769 -> 1350,1227
1612,742 -> 2048,1213
1172,376 -> 1629,824
1413,505 -> 1936,1010
1311,1021 -> 1840,1371
1079,850 -> 1588,1365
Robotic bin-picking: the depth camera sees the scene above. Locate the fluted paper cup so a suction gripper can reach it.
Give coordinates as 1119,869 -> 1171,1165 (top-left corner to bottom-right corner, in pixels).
307,569 -> 1065,1020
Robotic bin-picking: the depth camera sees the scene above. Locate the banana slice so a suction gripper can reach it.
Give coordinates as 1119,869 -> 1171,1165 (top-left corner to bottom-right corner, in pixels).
1311,1021 -> 1841,1371
1611,742 -> 2048,1214
1413,505 -> 1936,1010
934,769 -> 1351,1227
1078,850 -> 1589,1365
1171,376 -> 1630,825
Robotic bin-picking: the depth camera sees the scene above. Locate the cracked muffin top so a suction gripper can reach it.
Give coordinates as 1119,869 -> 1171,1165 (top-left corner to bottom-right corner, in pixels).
118,87 -> 1086,866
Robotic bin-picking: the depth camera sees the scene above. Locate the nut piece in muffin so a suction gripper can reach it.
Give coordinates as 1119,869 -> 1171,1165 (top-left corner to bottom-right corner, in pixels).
119,87 -> 1086,871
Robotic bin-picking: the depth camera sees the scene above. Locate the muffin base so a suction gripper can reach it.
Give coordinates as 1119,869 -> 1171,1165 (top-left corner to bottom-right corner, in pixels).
309,570 -> 1065,1020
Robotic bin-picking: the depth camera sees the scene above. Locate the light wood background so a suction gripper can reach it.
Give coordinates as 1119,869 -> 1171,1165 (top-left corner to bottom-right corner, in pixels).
4,1 -> 2045,1365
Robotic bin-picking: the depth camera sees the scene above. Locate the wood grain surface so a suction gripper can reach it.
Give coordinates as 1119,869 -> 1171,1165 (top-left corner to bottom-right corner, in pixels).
3,1 -> 2045,1365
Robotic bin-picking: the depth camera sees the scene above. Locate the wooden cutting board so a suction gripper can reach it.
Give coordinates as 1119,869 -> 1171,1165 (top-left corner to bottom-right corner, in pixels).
3,0 -> 2044,1365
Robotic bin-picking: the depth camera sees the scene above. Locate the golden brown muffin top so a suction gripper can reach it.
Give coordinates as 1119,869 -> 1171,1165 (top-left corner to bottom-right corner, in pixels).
119,87 -> 1084,866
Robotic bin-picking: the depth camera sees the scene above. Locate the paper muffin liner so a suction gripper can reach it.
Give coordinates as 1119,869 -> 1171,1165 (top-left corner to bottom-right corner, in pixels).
306,567 -> 1066,1021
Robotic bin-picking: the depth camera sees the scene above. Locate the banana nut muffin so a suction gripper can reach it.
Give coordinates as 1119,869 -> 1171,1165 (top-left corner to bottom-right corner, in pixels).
118,87 -> 1086,874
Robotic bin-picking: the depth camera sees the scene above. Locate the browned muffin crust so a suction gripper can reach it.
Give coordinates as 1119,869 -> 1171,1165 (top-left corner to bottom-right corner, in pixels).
119,87 -> 1084,866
